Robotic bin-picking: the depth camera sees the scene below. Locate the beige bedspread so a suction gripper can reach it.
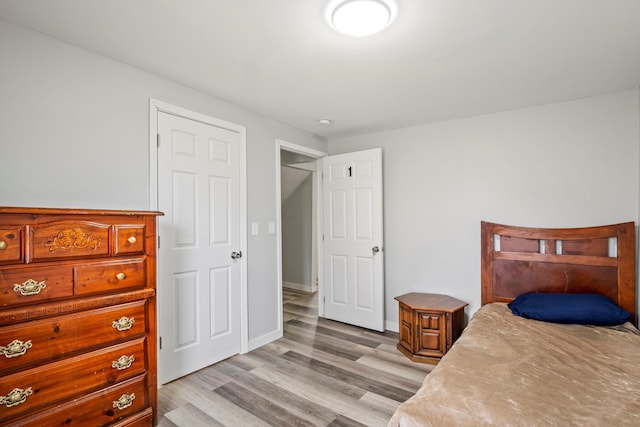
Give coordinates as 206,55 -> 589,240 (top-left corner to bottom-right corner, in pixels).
388,303 -> 640,426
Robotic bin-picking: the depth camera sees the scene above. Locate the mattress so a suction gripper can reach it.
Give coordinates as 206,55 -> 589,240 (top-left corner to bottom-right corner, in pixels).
388,303 -> 640,426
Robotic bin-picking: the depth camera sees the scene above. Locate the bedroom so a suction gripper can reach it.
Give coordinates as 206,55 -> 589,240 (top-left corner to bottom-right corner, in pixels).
0,1 -> 639,426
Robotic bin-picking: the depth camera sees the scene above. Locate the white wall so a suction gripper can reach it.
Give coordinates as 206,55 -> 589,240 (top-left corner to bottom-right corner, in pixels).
329,90 -> 640,329
0,19 -> 327,345
282,174 -> 313,290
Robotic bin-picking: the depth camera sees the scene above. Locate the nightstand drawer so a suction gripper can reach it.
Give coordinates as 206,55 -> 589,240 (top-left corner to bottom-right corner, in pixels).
418,311 -> 442,330
418,329 -> 444,357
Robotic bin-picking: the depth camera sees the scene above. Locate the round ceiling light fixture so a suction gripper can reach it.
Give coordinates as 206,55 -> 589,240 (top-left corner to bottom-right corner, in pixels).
329,0 -> 393,37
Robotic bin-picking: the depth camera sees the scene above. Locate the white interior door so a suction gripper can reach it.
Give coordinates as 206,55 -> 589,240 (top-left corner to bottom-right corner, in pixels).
322,148 -> 384,331
157,111 -> 242,384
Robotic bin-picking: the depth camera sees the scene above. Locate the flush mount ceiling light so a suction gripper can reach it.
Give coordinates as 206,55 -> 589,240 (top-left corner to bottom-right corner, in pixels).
329,0 -> 393,37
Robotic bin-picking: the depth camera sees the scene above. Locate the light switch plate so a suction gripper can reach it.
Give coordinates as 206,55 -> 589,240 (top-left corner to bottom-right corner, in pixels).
251,222 -> 259,235
268,222 -> 276,234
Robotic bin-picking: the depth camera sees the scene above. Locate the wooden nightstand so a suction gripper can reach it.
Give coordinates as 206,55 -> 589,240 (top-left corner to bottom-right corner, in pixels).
395,293 -> 468,364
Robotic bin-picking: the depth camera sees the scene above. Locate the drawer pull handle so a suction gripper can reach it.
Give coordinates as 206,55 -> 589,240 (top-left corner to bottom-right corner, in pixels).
127,236 -> 137,244
113,392 -> 135,410
112,316 -> 135,331
112,354 -> 135,370
13,279 -> 46,296
116,272 -> 127,281
0,387 -> 33,408
1,339 -> 32,358
0,240 -> 6,250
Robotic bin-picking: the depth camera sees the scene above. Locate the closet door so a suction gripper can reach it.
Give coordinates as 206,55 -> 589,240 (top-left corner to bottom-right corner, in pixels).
157,111 -> 242,384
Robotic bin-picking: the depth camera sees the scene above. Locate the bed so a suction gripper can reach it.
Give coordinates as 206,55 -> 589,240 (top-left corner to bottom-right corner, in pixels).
388,221 -> 640,426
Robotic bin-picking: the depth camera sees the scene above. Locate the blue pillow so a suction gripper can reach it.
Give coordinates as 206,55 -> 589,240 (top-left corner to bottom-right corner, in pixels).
508,293 -> 631,326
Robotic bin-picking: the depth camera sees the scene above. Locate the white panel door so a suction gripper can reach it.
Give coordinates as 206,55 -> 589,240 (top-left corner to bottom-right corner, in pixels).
323,148 -> 384,331
157,111 -> 241,384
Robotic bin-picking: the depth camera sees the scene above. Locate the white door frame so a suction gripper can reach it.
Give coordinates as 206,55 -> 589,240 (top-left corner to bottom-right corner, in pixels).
276,140 -> 328,329
149,98 -> 249,355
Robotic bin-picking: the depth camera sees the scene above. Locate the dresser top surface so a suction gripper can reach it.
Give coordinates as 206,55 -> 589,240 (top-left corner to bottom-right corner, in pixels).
0,206 -> 163,216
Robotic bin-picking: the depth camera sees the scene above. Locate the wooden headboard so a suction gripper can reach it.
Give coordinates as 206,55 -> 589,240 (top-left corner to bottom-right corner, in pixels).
481,221 -> 637,324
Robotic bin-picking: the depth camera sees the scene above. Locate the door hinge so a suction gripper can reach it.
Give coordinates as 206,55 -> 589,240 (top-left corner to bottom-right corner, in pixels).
157,236 -> 160,248
159,336 -> 162,350
157,133 -> 160,147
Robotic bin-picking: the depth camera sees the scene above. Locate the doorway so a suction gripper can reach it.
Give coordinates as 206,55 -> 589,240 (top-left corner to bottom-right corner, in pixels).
276,140 -> 327,329
276,141 -> 385,333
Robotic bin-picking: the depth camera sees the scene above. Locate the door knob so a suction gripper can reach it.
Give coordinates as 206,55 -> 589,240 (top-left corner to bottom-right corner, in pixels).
231,251 -> 243,260
372,246 -> 380,254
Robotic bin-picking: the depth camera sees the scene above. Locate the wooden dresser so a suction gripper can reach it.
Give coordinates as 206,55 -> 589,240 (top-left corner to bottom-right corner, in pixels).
395,293 -> 467,364
0,207 -> 162,426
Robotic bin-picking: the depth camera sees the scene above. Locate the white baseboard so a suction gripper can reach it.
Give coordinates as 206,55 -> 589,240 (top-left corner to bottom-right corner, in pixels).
247,328 -> 283,352
385,320 -> 399,333
283,281 -> 312,292
247,319 -> 397,352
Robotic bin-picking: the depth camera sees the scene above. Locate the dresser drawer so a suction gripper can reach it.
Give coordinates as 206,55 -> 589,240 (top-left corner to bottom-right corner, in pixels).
0,227 -> 23,265
0,338 -> 147,422
114,225 -> 146,256
30,221 -> 110,262
75,258 -> 147,296
8,375 -> 148,427
112,408 -> 154,427
0,300 -> 147,375
0,265 -> 73,307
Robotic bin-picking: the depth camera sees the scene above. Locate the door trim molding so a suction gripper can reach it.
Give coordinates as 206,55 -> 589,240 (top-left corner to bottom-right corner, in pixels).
149,98 -> 249,354
276,140 -> 327,335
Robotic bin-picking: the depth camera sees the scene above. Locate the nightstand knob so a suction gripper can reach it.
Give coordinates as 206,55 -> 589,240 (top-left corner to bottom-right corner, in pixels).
127,236 -> 137,244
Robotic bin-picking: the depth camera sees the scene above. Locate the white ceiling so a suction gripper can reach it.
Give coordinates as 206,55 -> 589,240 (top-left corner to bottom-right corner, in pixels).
1,0 -> 640,138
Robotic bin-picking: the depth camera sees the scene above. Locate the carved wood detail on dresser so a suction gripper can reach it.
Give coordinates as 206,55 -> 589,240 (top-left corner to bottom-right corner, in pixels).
0,207 -> 162,426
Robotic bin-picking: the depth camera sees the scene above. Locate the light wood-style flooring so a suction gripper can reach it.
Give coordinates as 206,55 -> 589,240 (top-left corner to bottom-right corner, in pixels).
157,289 -> 432,426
